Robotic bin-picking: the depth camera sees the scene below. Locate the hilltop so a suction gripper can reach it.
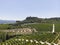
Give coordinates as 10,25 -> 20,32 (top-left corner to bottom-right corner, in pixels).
16,17 -> 60,24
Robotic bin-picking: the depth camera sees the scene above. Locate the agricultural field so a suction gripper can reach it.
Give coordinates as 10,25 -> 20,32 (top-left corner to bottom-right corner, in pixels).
0,23 -> 60,45
23,23 -> 52,32
23,23 -> 60,32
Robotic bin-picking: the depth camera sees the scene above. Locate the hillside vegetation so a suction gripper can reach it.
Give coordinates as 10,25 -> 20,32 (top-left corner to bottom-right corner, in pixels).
18,17 -> 60,23
0,17 -> 60,45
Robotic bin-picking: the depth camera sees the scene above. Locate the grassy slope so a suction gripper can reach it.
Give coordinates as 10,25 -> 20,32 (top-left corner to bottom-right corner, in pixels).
24,23 -> 52,32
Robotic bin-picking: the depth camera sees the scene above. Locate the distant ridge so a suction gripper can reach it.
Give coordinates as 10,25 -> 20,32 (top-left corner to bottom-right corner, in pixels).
0,17 -> 60,24
0,20 -> 16,24
18,17 -> 60,23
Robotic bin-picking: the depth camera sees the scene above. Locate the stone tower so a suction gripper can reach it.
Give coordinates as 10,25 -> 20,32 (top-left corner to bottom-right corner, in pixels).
52,24 -> 55,33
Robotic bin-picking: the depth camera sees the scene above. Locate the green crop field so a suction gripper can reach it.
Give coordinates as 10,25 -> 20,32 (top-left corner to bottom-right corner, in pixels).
23,23 -> 52,32
0,23 -> 60,45
23,23 -> 60,32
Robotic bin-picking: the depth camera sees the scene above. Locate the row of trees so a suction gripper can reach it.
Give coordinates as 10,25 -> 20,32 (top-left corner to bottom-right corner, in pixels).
0,32 -> 18,42
0,33 -> 7,42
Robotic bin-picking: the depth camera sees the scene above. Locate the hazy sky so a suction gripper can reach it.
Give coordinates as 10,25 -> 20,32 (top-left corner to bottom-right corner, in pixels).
0,0 -> 60,20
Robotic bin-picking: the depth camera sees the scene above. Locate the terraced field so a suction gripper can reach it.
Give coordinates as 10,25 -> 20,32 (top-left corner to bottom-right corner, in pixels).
0,23 -> 60,45
0,33 -> 59,45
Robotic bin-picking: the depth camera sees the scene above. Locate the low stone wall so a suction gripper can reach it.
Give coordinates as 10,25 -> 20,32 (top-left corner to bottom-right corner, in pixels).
0,28 -> 37,34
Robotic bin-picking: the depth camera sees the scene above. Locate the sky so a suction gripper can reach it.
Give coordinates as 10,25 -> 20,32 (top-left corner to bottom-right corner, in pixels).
0,0 -> 60,20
